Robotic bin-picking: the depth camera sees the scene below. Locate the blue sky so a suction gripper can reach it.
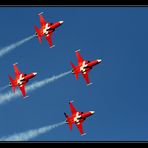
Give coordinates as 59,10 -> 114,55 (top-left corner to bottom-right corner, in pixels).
0,7 -> 147,141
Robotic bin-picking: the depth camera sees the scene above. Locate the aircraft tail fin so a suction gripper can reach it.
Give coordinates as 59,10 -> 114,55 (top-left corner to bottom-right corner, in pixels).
70,62 -> 79,80
70,62 -> 76,71
34,25 -> 42,43
64,112 -> 73,131
64,112 -> 69,118
8,75 -> 16,93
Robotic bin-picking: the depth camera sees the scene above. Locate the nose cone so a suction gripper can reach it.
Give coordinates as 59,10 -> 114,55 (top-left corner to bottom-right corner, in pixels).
97,59 -> 102,63
33,72 -> 37,76
59,21 -> 64,24
90,111 -> 95,114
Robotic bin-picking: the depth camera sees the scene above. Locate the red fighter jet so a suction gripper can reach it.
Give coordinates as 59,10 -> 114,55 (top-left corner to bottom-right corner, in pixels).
9,63 -> 37,98
34,12 -> 64,48
70,49 -> 102,85
64,101 -> 95,136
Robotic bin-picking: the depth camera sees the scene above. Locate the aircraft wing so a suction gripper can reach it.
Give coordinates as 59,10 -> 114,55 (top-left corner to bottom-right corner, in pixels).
45,33 -> 53,47
82,72 -> 90,85
39,14 -> 47,27
13,64 -> 21,77
76,122 -> 84,135
19,84 -> 26,97
76,50 -> 84,64
69,102 -> 77,114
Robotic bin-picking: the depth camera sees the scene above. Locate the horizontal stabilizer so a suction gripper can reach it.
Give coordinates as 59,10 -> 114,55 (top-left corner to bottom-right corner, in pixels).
34,25 -> 42,43
70,62 -> 76,70
65,120 -> 68,124
70,62 -> 79,80
64,112 -> 68,118
8,75 -> 16,92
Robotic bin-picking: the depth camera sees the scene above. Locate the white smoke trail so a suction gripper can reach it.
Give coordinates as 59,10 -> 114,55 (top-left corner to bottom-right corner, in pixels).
26,70 -> 71,92
0,70 -> 71,104
0,34 -> 35,58
0,121 -> 66,141
0,85 -> 9,92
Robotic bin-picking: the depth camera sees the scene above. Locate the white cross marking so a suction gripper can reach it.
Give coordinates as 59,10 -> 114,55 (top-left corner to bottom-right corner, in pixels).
43,23 -> 50,35
80,61 -> 87,73
74,112 -> 81,123
17,74 -> 24,85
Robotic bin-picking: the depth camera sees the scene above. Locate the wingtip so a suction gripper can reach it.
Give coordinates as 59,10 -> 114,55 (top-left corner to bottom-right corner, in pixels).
38,12 -> 44,15
87,83 -> 93,86
81,133 -> 87,136
23,95 -> 29,99
69,100 -> 74,104
75,49 -> 80,52
50,45 -> 55,48
13,62 -> 18,66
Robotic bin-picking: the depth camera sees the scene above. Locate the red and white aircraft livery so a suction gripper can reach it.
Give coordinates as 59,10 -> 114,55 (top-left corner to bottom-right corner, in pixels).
9,63 -> 37,98
64,101 -> 95,136
70,49 -> 102,85
34,12 -> 64,48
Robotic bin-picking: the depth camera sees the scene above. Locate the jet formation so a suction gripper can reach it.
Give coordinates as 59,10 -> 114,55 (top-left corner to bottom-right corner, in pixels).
0,12 -> 102,136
